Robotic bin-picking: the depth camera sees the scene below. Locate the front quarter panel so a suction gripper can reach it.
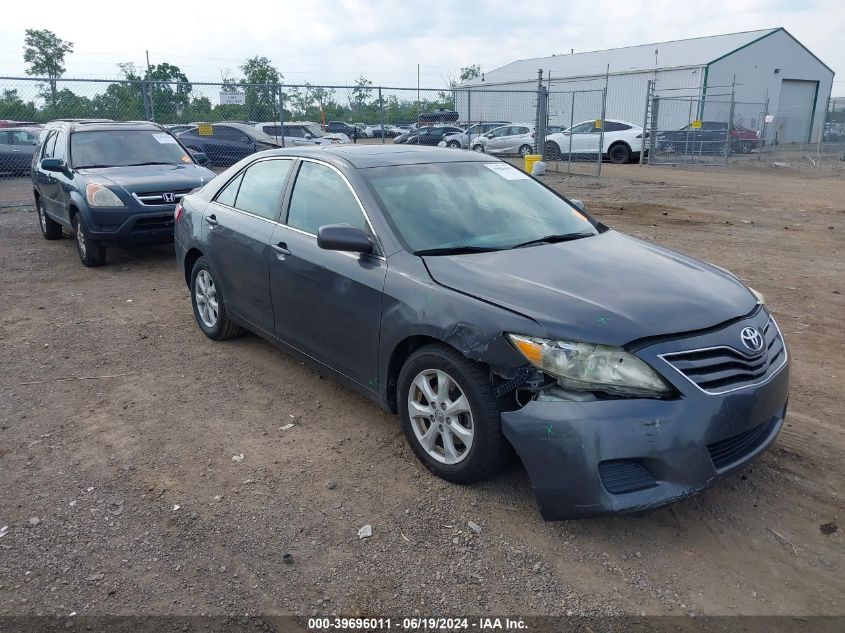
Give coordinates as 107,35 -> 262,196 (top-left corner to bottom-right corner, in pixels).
378,250 -> 541,402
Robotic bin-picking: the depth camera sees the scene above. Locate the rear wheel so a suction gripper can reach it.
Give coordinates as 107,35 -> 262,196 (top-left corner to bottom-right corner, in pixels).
72,213 -> 106,267
739,140 -> 754,154
471,144 -> 485,153
518,144 -> 533,157
36,197 -> 62,240
447,140 -> 460,148
190,257 -> 242,341
608,142 -> 631,164
398,344 -> 510,484
545,140 -> 561,160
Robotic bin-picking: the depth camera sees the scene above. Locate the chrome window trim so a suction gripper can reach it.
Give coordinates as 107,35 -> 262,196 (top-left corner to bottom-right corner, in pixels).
657,318 -> 788,396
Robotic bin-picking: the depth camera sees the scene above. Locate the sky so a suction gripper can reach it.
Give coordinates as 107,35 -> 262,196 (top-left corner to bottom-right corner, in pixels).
0,0 -> 843,94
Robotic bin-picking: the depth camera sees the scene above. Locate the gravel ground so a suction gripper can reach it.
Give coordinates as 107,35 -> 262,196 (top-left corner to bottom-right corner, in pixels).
0,162 -> 843,620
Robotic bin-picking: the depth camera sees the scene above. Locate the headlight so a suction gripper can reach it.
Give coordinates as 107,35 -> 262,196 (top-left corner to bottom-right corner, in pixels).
85,183 -> 124,207
749,286 -> 765,305
507,334 -> 671,397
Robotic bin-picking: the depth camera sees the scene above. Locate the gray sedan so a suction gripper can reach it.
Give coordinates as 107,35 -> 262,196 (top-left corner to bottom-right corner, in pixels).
174,145 -> 788,520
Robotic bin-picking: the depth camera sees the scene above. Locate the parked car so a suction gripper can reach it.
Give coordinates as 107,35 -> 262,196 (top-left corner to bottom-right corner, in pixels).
545,119 -> 645,163
395,125 -> 464,145
472,124 -> 535,157
166,124 -> 193,136
547,125 -> 566,134
178,122 -> 280,166
253,121 -> 348,146
326,121 -> 359,137
32,120 -> 215,266
656,121 -> 760,155
440,122 -> 510,149
0,126 -> 41,176
174,145 -> 788,520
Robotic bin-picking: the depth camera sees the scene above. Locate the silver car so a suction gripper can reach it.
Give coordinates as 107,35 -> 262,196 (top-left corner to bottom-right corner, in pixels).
441,122 -> 510,150
472,124 -> 535,156
254,122 -> 349,146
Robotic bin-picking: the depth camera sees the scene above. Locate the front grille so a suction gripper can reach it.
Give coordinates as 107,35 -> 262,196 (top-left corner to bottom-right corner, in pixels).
134,216 -> 174,231
660,318 -> 786,395
708,418 -> 777,470
598,461 -> 658,494
133,188 -> 192,206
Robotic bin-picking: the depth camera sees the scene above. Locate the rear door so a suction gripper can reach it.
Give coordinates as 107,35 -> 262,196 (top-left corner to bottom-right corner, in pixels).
35,130 -> 62,217
204,158 -> 295,333
269,159 -> 386,389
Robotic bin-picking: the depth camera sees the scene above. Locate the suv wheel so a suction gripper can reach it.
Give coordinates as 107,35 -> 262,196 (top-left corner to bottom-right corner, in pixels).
398,344 -> 510,484
72,214 -> 106,267
190,257 -> 242,341
36,198 -> 62,240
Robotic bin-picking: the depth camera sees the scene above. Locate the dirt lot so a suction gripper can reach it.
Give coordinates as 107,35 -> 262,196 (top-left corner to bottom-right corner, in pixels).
0,163 -> 843,620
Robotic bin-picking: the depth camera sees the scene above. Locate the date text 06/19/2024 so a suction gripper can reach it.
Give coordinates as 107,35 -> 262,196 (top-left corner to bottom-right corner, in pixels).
307,617 -> 528,630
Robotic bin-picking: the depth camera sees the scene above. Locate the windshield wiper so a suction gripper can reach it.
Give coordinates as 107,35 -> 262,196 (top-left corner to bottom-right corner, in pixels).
124,161 -> 176,166
75,164 -> 114,169
414,245 -> 503,256
509,231 -> 594,249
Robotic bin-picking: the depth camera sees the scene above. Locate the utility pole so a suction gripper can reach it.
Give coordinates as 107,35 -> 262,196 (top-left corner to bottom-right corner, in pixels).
417,63 -> 421,122
145,50 -> 155,121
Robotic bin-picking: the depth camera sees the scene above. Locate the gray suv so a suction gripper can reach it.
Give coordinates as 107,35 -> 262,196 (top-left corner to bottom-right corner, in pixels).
32,120 -> 215,266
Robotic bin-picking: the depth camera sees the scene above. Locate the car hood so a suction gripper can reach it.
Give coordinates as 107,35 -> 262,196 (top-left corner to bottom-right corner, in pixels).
422,230 -> 757,346
77,163 -> 216,193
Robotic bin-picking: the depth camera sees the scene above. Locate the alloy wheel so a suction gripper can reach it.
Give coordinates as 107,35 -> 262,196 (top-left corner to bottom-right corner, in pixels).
75,222 -> 87,258
38,202 -> 47,232
195,269 -> 219,328
407,369 -> 474,465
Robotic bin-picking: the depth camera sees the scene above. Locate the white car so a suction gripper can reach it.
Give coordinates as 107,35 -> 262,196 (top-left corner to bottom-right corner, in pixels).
254,121 -> 349,146
545,119 -> 645,163
471,124 -> 535,157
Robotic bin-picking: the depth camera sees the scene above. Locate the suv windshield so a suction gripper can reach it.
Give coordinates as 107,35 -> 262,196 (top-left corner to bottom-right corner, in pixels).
363,162 -> 597,253
71,130 -> 192,168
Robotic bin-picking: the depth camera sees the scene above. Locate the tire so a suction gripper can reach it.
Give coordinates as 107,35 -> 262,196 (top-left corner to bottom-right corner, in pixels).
471,144 -> 485,153
545,140 -> 561,160
398,343 -> 510,484
190,256 -> 242,341
608,142 -> 631,164
739,141 -> 754,154
447,140 -> 460,148
518,144 -> 533,158
72,213 -> 106,267
36,197 -> 62,240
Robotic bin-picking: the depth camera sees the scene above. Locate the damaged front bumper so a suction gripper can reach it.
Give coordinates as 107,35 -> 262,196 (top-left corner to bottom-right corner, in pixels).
500,313 -> 790,520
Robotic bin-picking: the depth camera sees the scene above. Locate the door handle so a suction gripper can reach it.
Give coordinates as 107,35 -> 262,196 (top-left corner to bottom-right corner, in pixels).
205,214 -> 219,226
271,242 -> 291,258
11,149 -> 21,153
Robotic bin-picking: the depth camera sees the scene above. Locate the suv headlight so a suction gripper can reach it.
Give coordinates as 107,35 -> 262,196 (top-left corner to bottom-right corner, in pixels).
85,183 -> 124,207
507,334 -> 671,397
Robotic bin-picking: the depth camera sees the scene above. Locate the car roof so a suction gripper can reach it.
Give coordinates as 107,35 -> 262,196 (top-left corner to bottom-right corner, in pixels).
45,119 -> 166,133
256,144 -> 496,169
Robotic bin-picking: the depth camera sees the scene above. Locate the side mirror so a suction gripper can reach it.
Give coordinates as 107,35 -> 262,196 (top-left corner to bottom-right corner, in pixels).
304,133 -> 312,139
570,199 -> 586,212
189,150 -> 210,166
317,224 -> 373,254
41,158 -> 66,173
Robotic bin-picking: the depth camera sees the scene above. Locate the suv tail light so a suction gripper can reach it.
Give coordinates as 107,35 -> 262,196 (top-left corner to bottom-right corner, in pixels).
174,202 -> 184,223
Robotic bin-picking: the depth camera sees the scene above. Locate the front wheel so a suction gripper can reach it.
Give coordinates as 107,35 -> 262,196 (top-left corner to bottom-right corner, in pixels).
190,256 -> 242,341
36,198 -> 62,240
471,144 -> 485,153
545,141 -> 561,160
72,214 -> 106,267
608,143 -> 631,164
518,144 -> 533,157
447,140 -> 460,148
398,344 -> 510,484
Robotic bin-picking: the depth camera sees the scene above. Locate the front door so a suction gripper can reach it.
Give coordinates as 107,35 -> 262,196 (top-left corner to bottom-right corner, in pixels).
204,158 -> 294,333
270,159 -> 386,390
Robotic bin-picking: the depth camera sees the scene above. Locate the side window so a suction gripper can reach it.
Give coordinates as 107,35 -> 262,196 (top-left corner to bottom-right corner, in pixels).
287,161 -> 368,235
53,131 -> 67,162
41,131 -> 57,159
231,159 -> 293,220
13,130 -> 37,145
0,131 -> 10,144
215,172 -> 244,207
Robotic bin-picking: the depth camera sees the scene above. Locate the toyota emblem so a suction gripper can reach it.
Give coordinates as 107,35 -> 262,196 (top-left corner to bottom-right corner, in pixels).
740,327 -> 764,353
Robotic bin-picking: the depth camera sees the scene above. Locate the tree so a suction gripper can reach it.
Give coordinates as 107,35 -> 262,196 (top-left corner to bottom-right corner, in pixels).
350,76 -> 374,117
459,64 -> 481,83
0,89 -> 37,121
145,62 -> 192,122
23,29 -> 74,107
240,56 -> 281,121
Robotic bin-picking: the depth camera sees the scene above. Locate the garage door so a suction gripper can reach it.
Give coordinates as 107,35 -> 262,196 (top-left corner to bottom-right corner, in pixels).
776,80 -> 817,143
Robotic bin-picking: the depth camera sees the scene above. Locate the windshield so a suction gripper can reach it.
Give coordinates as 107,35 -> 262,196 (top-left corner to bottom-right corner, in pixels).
362,162 -> 597,252
71,130 -> 193,168
303,123 -> 324,137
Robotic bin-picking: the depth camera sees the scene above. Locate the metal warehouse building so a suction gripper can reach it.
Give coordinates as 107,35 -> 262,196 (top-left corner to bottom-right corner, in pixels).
458,28 -> 834,143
